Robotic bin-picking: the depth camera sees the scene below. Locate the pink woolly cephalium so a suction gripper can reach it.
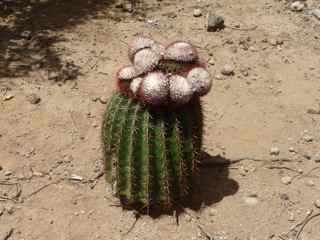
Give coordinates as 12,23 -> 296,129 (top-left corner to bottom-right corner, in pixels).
117,37 -> 213,106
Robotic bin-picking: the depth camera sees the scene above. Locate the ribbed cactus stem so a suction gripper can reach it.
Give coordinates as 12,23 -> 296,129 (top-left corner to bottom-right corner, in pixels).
102,93 -> 203,209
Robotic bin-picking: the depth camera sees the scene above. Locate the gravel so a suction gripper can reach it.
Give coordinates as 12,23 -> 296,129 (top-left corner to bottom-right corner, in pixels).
281,176 -> 292,185
290,1 -> 305,12
270,147 -> 280,156
193,9 -> 202,17
221,64 -> 235,76
207,13 -> 225,32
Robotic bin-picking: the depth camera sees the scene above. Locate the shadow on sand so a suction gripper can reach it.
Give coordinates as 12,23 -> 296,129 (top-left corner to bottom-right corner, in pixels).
0,0 -> 118,81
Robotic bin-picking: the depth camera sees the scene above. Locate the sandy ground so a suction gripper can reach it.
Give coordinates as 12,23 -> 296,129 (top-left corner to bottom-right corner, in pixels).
1,0 -> 320,239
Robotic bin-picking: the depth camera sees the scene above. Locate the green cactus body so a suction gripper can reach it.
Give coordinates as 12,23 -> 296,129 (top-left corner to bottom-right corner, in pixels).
102,92 -> 203,209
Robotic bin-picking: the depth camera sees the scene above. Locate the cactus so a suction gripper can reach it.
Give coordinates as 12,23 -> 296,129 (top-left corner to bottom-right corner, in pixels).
102,36 -> 212,210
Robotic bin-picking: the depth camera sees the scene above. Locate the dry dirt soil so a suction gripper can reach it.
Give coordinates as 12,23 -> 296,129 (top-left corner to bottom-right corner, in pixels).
1,0 -> 320,239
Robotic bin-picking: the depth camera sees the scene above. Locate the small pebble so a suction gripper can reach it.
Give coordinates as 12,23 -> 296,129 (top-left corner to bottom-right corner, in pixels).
209,208 -> 218,217
48,71 -> 59,80
6,205 -> 15,215
270,147 -> 280,156
69,174 -> 83,181
306,180 -> 315,187
288,212 -> 295,222
221,64 -> 235,76
314,199 -> 320,208
303,135 -> 313,143
208,58 -> 215,65
288,147 -> 296,153
244,194 -> 259,206
281,176 -> 292,185
26,94 -> 41,104
3,94 -> 14,101
313,152 -> 320,163
99,96 -> 108,104
193,9 -> 202,17
290,1 -> 305,12
4,171 -> 12,176
280,193 -> 290,201
307,107 -> 320,115
207,13 -> 225,32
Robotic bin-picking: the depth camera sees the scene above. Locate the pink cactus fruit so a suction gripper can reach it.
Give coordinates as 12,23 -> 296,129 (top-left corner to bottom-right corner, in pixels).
130,77 -> 143,96
133,48 -> 161,75
164,41 -> 198,62
128,37 -> 156,61
169,75 -> 193,104
139,71 -> 169,106
117,65 -> 137,81
187,67 -> 212,96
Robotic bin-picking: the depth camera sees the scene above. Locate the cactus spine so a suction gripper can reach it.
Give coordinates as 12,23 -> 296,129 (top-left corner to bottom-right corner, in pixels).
102,93 -> 203,208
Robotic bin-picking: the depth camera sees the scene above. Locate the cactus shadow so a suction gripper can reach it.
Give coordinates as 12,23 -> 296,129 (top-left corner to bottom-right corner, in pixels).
188,151 -> 239,211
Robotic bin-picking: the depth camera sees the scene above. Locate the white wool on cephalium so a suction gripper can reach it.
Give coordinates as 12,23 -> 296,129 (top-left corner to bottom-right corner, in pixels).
117,65 -> 137,80
140,72 -> 169,105
134,48 -> 161,75
169,75 -> 193,104
128,37 -> 155,61
130,77 -> 143,95
187,67 -> 212,96
164,41 -> 198,62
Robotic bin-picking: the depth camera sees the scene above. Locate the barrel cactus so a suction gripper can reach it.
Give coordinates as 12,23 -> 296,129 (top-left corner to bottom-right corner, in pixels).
102,36 -> 212,210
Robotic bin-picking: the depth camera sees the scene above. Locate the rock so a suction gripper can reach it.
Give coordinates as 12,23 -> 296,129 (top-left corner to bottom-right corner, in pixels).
288,147 -> 296,153
290,1 -> 305,12
303,152 -> 312,160
314,199 -> 320,208
221,64 -> 235,76
280,193 -> 290,201
313,152 -> 320,163
26,93 -> 41,104
4,171 -> 12,176
207,13 -> 225,32
3,94 -> 14,101
270,147 -> 280,156
303,135 -> 313,143
307,107 -> 320,115
306,180 -> 315,187
208,58 -> 215,65
311,9 -> 320,20
6,205 -> 15,215
69,174 -> 83,181
99,96 -> 108,104
193,9 -> 202,17
48,71 -> 59,80
240,67 -> 249,77
288,212 -> 295,222
244,194 -> 259,206
269,38 -> 283,46
281,176 -> 292,185
209,208 -> 218,216
21,30 -> 32,39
